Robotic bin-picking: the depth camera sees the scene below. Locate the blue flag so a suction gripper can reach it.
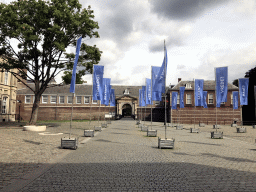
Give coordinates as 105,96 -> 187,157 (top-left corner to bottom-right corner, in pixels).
156,45 -> 168,94
179,86 -> 185,108
146,78 -> 152,105
70,36 -> 82,93
152,66 -> 162,101
239,78 -> 249,105
110,89 -> 116,107
92,65 -> 104,101
142,86 -> 146,107
203,91 -> 208,108
215,67 -> 228,108
195,79 -> 204,106
233,91 -> 239,109
102,78 -> 111,105
139,89 -> 142,107
172,92 -> 178,110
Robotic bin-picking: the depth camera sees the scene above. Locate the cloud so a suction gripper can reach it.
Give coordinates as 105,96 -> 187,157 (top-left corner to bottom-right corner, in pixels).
149,0 -> 230,21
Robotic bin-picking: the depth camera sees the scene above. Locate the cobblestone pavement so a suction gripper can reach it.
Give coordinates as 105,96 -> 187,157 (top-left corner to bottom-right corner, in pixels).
1,119 -> 256,191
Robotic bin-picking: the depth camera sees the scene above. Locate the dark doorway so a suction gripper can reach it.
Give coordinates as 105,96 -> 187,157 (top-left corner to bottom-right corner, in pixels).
122,104 -> 132,117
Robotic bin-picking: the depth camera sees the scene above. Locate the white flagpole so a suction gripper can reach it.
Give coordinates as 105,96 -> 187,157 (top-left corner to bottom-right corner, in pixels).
70,93 -> 74,139
151,67 -> 153,130
164,40 -> 167,139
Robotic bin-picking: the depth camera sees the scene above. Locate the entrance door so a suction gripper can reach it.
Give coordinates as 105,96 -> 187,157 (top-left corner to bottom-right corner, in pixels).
122,104 -> 132,117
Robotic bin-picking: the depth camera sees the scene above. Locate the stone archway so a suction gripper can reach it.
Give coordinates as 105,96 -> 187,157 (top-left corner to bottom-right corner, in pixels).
122,104 -> 132,117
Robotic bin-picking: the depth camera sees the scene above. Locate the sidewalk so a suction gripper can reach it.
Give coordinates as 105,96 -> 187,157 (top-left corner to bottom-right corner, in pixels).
1,120 -> 256,191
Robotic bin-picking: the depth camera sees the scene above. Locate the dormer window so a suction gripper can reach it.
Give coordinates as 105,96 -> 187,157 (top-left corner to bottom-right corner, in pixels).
185,83 -> 192,89
124,89 -> 129,95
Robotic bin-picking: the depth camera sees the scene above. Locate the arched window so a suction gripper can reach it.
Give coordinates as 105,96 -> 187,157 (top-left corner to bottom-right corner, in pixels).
4,70 -> 8,85
1,97 -> 7,114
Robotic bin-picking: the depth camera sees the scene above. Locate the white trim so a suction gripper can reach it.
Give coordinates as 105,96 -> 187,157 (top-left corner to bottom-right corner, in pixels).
84,96 -> 90,104
67,96 -> 73,104
25,95 -> 31,104
186,94 -> 191,104
208,93 -> 214,104
50,96 -> 57,104
76,96 -> 82,104
59,96 -> 64,104
42,95 -> 48,104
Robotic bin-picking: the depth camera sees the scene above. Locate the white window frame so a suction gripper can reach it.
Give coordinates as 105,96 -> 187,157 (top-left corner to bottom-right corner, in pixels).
231,93 -> 233,105
67,96 -> 73,104
155,101 -> 160,105
50,96 -> 57,104
25,95 -> 31,104
59,96 -> 64,104
186,94 -> 191,104
92,98 -> 98,104
177,94 -> 180,104
42,95 -> 48,104
84,96 -> 90,104
1,97 -> 7,114
76,96 -> 82,104
208,94 -> 214,104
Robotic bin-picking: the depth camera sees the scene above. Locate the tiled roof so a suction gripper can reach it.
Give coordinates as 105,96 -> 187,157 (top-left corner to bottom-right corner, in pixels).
171,80 -> 238,91
17,84 -> 142,97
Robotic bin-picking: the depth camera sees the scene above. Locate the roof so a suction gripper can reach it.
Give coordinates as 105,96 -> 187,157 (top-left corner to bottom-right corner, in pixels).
17,84 -> 142,97
171,80 -> 238,91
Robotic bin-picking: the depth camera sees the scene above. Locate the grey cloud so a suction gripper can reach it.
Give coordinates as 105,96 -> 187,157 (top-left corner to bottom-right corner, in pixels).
149,36 -> 184,52
149,0 -> 229,21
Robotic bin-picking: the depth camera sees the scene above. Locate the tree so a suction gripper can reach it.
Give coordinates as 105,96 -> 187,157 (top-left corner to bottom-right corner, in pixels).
0,0 -> 101,125
232,79 -> 238,87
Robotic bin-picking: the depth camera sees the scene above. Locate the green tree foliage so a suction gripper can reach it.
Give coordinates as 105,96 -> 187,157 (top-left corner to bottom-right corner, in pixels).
0,0 -> 101,125
232,79 -> 238,87
62,70 -> 84,85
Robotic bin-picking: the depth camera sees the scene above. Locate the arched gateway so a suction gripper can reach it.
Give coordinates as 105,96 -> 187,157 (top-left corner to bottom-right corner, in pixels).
116,95 -> 138,118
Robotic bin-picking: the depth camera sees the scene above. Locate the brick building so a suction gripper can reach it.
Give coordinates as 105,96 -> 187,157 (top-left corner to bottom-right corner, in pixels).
16,83 -> 166,121
169,80 -> 241,125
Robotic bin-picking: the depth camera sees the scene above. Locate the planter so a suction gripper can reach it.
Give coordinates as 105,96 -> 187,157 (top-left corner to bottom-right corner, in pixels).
138,124 -> 144,128
176,125 -> 183,130
23,125 -> 46,132
84,130 -> 94,137
190,128 -> 200,133
199,123 -> 205,127
253,125 -> 256,129
211,131 -> 223,139
158,137 -> 175,149
61,137 -> 78,150
136,120 -> 141,125
101,123 -> 107,128
147,130 -> 157,137
231,123 -> 237,127
237,127 -> 246,133
141,125 -> 148,132
94,126 -> 102,131
213,125 -> 221,129
168,123 -> 176,127
107,120 -> 111,124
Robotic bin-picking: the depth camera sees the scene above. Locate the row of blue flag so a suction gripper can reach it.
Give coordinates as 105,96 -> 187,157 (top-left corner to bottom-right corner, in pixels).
69,37 -> 115,106
171,67 -> 249,110
139,45 -> 168,107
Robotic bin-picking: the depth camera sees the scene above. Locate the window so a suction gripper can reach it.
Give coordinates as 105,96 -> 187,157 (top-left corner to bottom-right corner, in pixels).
51,96 -> 57,103
185,83 -> 192,89
12,101 -> 15,113
25,95 -> 31,104
208,94 -> 214,104
155,101 -> 160,105
186,94 -> 191,104
84,96 -> 90,104
124,89 -> 129,95
42,95 -> 48,103
92,99 -> 98,104
1,97 -> 7,114
177,94 -> 180,104
231,93 -> 233,105
68,96 -> 73,104
4,70 -> 8,85
59,96 -> 64,104
76,96 -> 82,104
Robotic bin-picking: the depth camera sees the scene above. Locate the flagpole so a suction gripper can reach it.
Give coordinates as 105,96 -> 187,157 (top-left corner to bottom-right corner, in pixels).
215,68 -> 217,131
164,40 -> 167,139
70,93 -> 74,139
151,67 -> 153,130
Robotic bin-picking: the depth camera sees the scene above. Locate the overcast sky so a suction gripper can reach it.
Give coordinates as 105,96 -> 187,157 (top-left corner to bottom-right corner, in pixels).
56,0 -> 256,86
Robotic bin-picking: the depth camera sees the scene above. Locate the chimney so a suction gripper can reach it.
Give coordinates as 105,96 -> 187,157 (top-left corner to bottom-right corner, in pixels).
178,78 -> 182,82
